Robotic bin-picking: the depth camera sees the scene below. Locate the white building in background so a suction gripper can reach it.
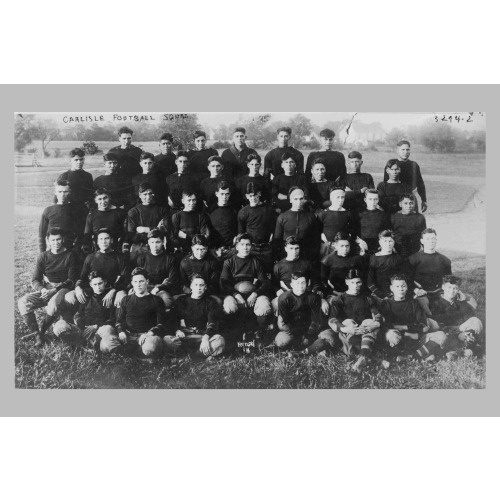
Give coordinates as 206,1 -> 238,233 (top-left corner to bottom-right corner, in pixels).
338,122 -> 386,146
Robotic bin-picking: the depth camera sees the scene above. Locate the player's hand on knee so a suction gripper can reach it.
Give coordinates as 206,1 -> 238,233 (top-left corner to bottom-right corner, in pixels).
387,330 -> 402,347
200,335 -> 211,356
235,294 -> 246,308
118,332 -> 128,344
247,292 -> 258,308
75,286 -> 87,304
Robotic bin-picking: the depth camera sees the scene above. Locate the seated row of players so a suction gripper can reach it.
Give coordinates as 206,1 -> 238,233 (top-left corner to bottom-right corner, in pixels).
19,224 -> 482,372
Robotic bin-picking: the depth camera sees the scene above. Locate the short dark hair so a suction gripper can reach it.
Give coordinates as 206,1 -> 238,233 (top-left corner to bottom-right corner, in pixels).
94,188 -> 110,198
345,268 -> 363,281
281,152 -> 297,163
288,186 -> 304,198
54,180 -> 71,189
284,236 -> 300,247
421,228 -> 437,237
379,229 -> 395,240
131,267 -> 149,280
234,127 -> 246,135
390,273 -> 408,284
328,185 -> 345,194
47,227 -> 64,238
207,155 -> 223,165
234,233 -> 253,245
442,275 -> 461,285
246,182 -> 261,195
216,180 -> 231,192
194,130 -> 206,139
291,271 -> 307,281
191,234 -> 208,247
118,126 -> 133,136
138,182 -> 154,194
160,133 -> 173,142
277,126 -> 292,135
103,153 -> 118,162
364,188 -> 379,197
246,153 -> 261,164
190,273 -> 206,284
399,193 -> 416,202
385,159 -> 400,170
397,140 -> 410,147
88,270 -> 106,282
181,189 -> 197,199
311,157 -> 326,168
176,150 -> 190,159
140,152 -> 155,162
147,228 -> 163,240
348,151 -> 362,160
334,231 -> 351,243
320,129 -> 335,139
69,148 -> 85,158
96,227 -> 112,238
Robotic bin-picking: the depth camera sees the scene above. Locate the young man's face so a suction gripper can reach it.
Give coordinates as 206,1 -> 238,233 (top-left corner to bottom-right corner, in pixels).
247,159 -> 260,176
348,158 -> 363,173
282,158 -> 296,176
246,191 -> 261,207
346,277 -> 363,295
236,238 -> 252,257
132,274 -> 149,295
365,192 -> 379,210
216,188 -> 231,206
190,278 -> 207,299
277,131 -> 290,147
48,234 -> 63,252
141,158 -> 154,174
159,139 -> 173,154
208,160 -> 224,178
104,160 -> 119,175
320,135 -> 334,150
233,131 -> 246,148
329,189 -> 345,209
397,144 -> 411,160
90,277 -> 106,295
285,243 -> 300,261
335,239 -> 350,257
421,232 -> 437,252
290,277 -> 307,296
95,193 -> 111,211
119,133 -> 132,148
442,282 -> 460,302
399,197 -> 415,215
191,244 -> 208,260
97,232 -> 112,252
290,189 -> 305,211
390,279 -> 408,300
139,189 -> 155,205
386,164 -> 401,181
194,136 -> 206,150
70,155 -> 85,170
379,236 -> 395,253
148,237 -> 164,255
182,194 -> 197,211
54,185 -> 71,204
311,164 -> 326,182
176,156 -> 189,174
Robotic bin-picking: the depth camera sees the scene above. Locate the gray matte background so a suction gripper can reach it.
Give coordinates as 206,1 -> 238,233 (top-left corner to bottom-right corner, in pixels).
2,84 -> 495,416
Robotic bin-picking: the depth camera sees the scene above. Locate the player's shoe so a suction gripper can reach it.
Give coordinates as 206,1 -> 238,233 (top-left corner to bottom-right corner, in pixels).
351,355 -> 367,373
445,351 -> 459,361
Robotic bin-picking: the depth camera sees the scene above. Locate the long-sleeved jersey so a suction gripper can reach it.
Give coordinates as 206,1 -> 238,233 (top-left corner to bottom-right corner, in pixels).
430,296 -> 477,328
277,290 -> 322,336
264,146 -> 304,177
237,203 -> 276,245
154,152 -> 177,179
38,203 -> 82,252
408,251 -> 452,293
83,208 -> 127,247
127,204 -> 170,244
31,249 -> 79,291
390,211 -> 427,257
107,145 -> 143,182
308,180 -> 336,209
76,250 -> 129,291
180,254 -> 221,294
273,258 -> 320,293
57,169 -> 94,207
187,148 -> 219,180
132,172 -> 168,206
272,173 -> 308,211
368,253 -> 410,299
165,173 -> 199,210
74,292 -> 116,329
377,181 -> 412,214
317,209 -> 359,241
209,205 -> 238,248
173,294 -> 220,337
170,210 -> 210,251
379,297 -> 428,334
339,172 -> 375,211
305,150 -> 346,182
354,208 -> 390,254
328,293 -> 380,329
135,251 -> 180,294
235,175 -> 272,205
116,293 -> 167,336
220,255 -> 271,297
321,253 -> 366,293
383,159 -> 427,203
93,174 -> 135,210
221,145 -> 258,179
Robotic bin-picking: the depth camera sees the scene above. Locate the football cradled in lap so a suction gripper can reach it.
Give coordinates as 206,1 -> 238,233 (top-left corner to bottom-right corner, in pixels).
234,281 -> 256,296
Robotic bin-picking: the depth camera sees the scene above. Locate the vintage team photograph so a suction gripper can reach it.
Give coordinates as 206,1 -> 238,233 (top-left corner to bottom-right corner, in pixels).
13,111 -> 486,389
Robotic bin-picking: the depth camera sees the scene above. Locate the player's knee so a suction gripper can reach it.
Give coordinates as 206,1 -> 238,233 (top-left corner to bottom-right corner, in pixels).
100,335 -> 121,354
142,336 -> 163,357
18,295 -> 30,315
208,334 -> 225,356
97,325 -> 115,338
52,319 -> 72,338
64,290 -> 78,306
427,330 -> 447,346
254,296 -> 271,316
426,318 -> 440,332
343,319 -> 357,328
271,297 -> 279,316
223,296 -> 238,314
462,317 -> 483,335
318,329 -> 336,347
386,329 -> 402,346
163,335 -> 180,352
275,331 -> 293,348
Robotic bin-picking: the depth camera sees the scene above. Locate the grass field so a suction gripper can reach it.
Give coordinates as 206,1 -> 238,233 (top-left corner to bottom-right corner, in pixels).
14,147 -> 486,389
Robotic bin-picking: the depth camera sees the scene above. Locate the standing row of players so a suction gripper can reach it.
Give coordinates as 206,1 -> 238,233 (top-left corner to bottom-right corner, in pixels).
18,126 -> 482,371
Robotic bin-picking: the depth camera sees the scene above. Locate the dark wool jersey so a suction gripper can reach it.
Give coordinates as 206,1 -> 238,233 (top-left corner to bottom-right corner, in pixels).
340,172 -> 375,211
180,254 -> 221,294
329,293 -> 379,327
274,210 -> 320,260
76,251 -> 129,291
355,208 -> 390,253
430,296 -> 476,327
321,253 -> 366,293
83,208 -> 127,245
272,173 -> 309,209
107,145 -> 143,182
209,206 -> 238,248
273,258 -> 320,293
377,181 -> 412,214
235,175 -> 272,206
379,297 -> 427,334
317,209 -> 359,241
136,251 -> 180,293
264,147 -> 305,177
220,255 -> 271,297
187,148 -> 219,180
171,211 -> 210,250
38,204 -> 81,252
308,180 -> 336,209
154,152 -> 177,179
173,294 -> 220,337
57,169 -> 94,207
116,294 -> 167,336
200,176 -> 236,211
305,151 -> 346,181
74,292 -> 116,329
383,159 -> 427,203
237,204 -> 276,244
165,173 -> 198,210
93,174 -> 135,210
221,145 -> 258,179
132,172 -> 168,206
277,290 -> 322,335
31,249 -> 79,291
408,251 -> 452,292
390,212 -> 426,257
127,204 -> 170,244
368,253 -> 410,299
